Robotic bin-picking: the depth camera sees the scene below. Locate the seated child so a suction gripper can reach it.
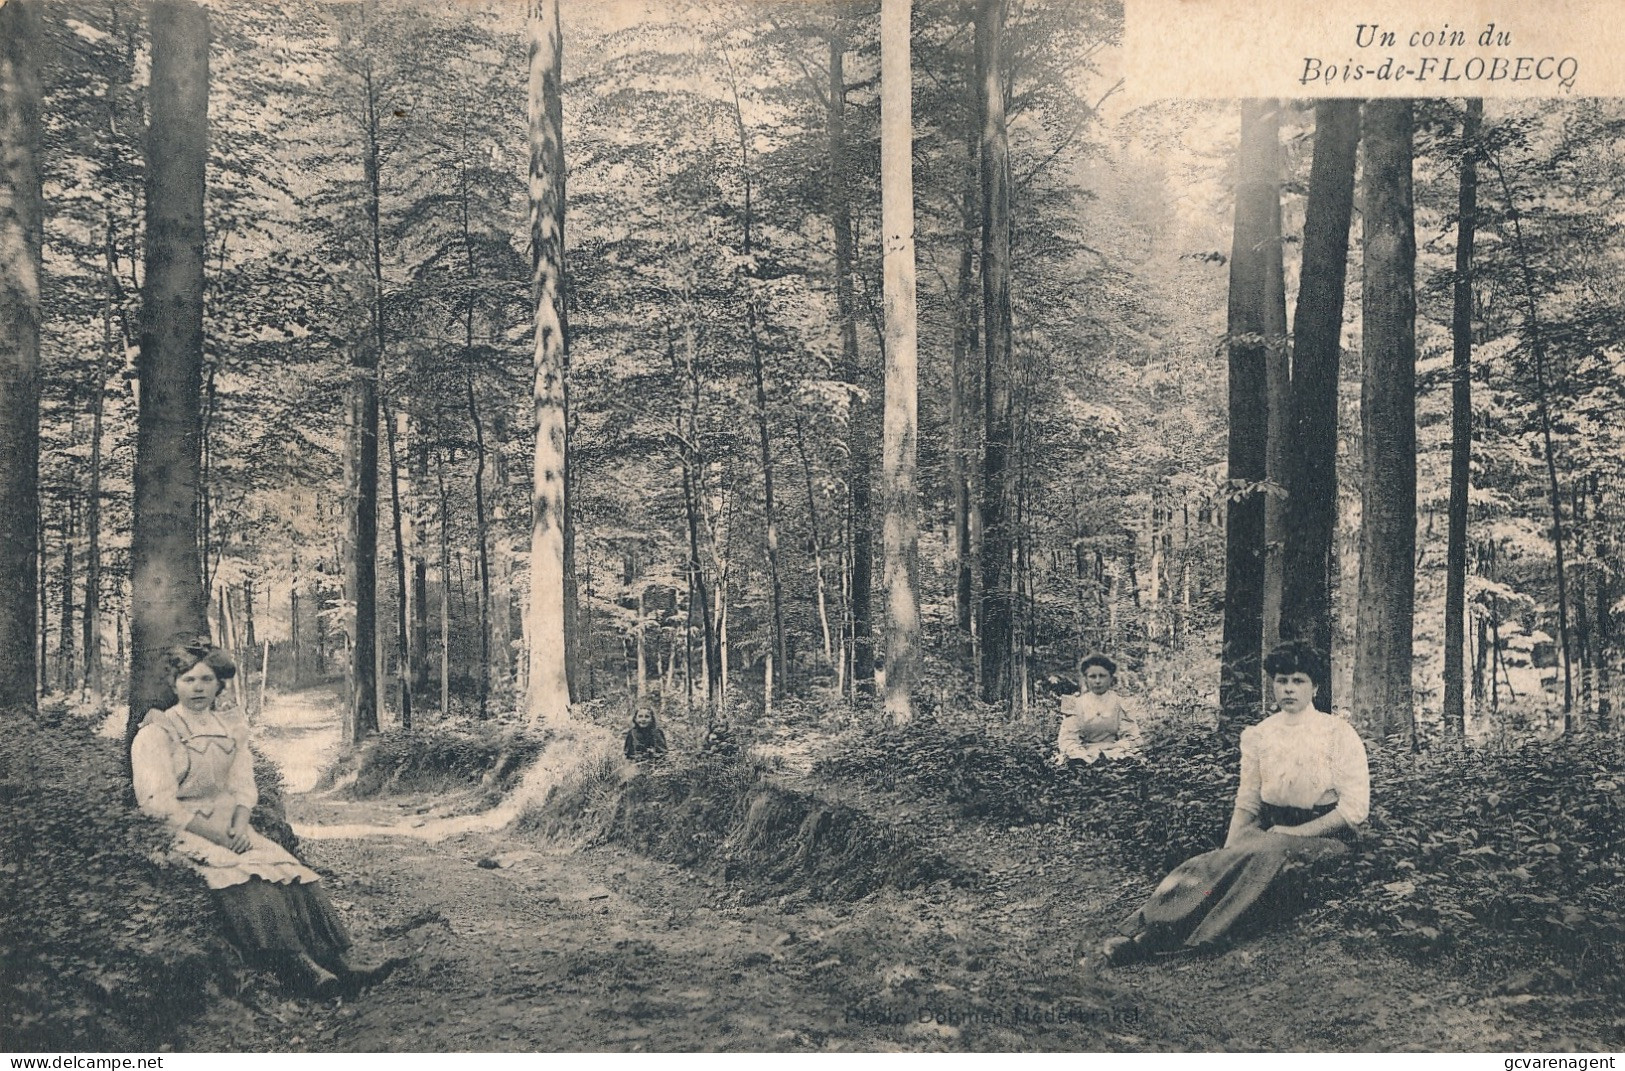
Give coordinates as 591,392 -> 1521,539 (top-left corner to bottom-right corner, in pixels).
623,703 -> 669,761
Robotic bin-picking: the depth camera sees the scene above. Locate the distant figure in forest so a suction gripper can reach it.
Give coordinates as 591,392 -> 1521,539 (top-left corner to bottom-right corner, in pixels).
1100,640 -> 1369,965
131,640 -> 400,998
624,703 -> 668,761
1055,653 -> 1140,765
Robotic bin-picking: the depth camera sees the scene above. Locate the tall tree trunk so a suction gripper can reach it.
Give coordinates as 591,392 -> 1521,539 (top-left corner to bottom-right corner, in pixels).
792,406 -> 834,668
879,0 -> 921,725
82,221 -> 116,698
57,503 -> 76,691
242,579 -> 255,652
951,90 -> 979,639
466,374 -> 492,719
975,0 -> 1015,706
828,30 -> 873,697
1280,100 -> 1360,686
410,436 -> 429,695
36,518 -> 46,695
1260,102 -> 1289,652
0,0 -> 41,711
1219,100 -> 1278,728
128,0 -> 210,733
563,478 -> 580,703
1352,100 -> 1417,744
490,417 -> 513,699
383,401 -> 412,729
1595,486 -> 1613,731
1443,99 -> 1481,738
1483,153 -> 1575,728
1572,487 -> 1591,720
345,52 -> 385,746
456,111 -> 493,720
525,0 -> 570,723
722,65 -> 788,700
436,449 -> 452,715
290,562 -> 303,689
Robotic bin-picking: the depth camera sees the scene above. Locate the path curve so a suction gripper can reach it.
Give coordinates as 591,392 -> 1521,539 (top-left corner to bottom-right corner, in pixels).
194,687 -> 1606,1053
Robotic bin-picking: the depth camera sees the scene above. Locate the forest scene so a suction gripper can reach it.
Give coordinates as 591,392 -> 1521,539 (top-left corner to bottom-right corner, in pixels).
2,0 -> 1624,1054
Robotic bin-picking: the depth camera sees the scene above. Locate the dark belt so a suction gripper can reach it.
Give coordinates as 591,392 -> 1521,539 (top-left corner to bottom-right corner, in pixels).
1258,801 -> 1338,830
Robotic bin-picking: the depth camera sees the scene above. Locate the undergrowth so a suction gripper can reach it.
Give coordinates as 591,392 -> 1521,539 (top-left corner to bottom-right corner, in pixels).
0,711 -> 229,1051
820,715 -> 1625,991
524,749 -> 968,903
334,719 -> 555,801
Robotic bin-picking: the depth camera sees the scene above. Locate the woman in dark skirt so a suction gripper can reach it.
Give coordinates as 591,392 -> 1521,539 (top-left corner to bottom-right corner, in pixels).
131,640 -> 397,997
1102,640 -> 1370,963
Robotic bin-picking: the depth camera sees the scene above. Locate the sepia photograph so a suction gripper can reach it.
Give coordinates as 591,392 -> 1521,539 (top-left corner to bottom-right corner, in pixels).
1,0 -> 1622,1054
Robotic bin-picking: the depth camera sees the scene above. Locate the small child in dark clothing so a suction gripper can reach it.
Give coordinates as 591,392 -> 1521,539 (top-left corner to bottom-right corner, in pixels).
624,705 -> 668,761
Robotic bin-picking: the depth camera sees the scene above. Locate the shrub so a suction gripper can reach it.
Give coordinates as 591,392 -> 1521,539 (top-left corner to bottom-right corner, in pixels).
822,713 -> 1625,989
528,745 -> 966,902
1331,736 -> 1625,988
1,711 -> 229,1051
341,719 -> 554,799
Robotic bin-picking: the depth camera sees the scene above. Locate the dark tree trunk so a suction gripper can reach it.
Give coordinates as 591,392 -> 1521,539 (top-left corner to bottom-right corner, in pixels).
1595,490 -> 1613,731
128,0 -> 211,734
345,54 -> 385,746
58,502 -> 76,690
1219,100 -> 1279,728
951,90 -> 979,639
436,450 -> 452,715
0,0 -> 41,711
1572,487 -> 1591,718
1260,102 -> 1289,652
84,225 -> 114,698
975,0 -> 1015,706
289,564 -> 303,689
410,438 -> 429,695
828,31 -> 873,697
1279,100 -> 1360,688
1352,100 -> 1417,744
723,69 -> 788,699
383,401 -> 412,729
242,577 -> 255,652
1444,99 -> 1481,738
466,375 -> 491,719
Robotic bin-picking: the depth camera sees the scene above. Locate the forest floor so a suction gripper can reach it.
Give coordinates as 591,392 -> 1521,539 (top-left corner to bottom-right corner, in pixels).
180,688 -> 1623,1053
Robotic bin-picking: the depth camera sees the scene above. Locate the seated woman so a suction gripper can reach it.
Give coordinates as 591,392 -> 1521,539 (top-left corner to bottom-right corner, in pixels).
131,640 -> 398,998
1101,640 -> 1369,963
623,703 -> 668,761
1056,653 -> 1140,765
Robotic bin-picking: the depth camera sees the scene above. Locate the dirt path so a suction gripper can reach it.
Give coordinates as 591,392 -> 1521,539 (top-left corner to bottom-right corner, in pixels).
185,690 -> 1617,1052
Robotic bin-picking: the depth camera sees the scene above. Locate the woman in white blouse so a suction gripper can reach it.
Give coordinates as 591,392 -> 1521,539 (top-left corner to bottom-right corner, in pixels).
1055,653 -> 1140,765
132,640 -> 397,997
1101,640 -> 1370,964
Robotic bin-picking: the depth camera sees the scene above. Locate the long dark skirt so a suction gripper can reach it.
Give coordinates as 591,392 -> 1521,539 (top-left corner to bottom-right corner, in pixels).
1117,803 -> 1350,953
215,878 -> 351,964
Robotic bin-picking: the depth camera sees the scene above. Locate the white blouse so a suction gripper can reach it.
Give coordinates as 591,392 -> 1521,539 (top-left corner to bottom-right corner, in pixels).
1056,691 -> 1140,763
131,705 -> 321,890
1234,709 -> 1370,828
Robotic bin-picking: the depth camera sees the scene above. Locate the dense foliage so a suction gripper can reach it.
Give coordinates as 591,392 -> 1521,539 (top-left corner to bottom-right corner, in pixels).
822,714 -> 1625,989
335,720 -> 556,800
0,712 -> 226,1051
1337,736 -> 1625,988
